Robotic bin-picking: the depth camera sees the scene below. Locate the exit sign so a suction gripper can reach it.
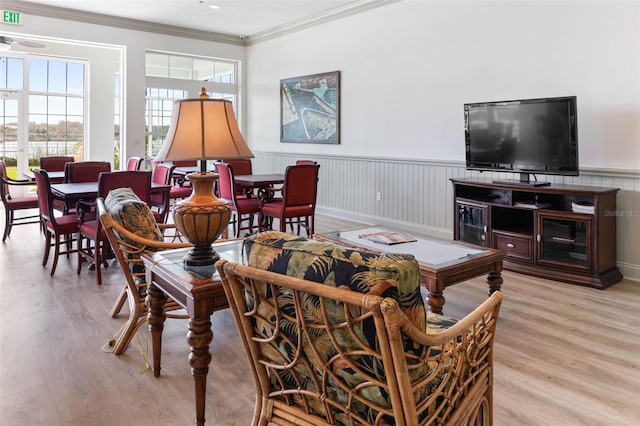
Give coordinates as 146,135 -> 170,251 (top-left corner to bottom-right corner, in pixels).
2,10 -> 22,25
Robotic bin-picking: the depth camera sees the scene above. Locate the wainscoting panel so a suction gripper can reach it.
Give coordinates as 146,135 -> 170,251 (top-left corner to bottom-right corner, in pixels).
253,151 -> 639,281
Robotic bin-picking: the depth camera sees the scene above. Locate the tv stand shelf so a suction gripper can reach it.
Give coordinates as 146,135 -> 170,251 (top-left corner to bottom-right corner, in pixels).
451,178 -> 622,289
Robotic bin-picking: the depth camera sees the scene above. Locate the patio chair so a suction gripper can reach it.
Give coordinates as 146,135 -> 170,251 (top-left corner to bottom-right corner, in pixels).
97,197 -> 191,354
217,231 -> 503,426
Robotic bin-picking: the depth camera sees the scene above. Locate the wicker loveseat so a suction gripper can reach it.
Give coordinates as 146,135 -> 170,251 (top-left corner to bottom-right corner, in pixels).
217,231 -> 503,426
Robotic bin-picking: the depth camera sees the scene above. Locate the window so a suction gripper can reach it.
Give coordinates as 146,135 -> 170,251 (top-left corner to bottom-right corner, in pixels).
144,52 -> 239,158
28,58 -> 86,159
145,88 -> 188,157
0,55 -> 86,175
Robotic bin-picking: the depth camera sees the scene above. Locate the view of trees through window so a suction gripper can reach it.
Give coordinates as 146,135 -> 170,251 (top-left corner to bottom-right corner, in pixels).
0,55 -> 86,177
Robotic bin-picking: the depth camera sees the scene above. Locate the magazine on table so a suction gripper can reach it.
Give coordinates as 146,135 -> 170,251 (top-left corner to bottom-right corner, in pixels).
358,231 -> 417,245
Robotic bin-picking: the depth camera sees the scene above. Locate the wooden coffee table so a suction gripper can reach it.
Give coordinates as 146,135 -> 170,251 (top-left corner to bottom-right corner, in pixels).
316,226 -> 505,314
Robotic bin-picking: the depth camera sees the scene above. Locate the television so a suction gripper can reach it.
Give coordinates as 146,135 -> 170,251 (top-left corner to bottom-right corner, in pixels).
464,96 -> 578,186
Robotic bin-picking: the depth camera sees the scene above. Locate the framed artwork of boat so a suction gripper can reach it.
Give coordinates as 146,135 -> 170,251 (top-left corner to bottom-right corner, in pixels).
280,71 -> 340,144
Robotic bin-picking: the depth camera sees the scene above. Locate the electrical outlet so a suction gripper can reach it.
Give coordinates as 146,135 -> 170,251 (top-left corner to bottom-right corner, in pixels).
376,192 -> 381,202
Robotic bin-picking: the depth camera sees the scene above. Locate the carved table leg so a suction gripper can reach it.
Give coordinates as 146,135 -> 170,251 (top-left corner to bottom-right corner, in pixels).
147,283 -> 167,378
424,278 -> 445,315
187,316 -> 214,426
426,291 -> 445,315
486,267 -> 504,296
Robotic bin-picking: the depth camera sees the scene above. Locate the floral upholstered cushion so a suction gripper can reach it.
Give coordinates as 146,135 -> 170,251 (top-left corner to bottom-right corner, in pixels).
104,187 -> 162,242
244,231 -> 443,424
244,231 -> 427,327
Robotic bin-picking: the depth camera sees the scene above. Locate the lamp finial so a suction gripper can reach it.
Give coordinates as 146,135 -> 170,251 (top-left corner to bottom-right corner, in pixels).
198,87 -> 209,99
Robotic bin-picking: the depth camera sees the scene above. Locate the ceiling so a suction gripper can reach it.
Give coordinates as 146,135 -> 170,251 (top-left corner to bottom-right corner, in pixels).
5,0 -> 391,41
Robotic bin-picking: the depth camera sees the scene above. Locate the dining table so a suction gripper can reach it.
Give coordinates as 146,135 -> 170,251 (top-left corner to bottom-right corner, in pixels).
234,173 -> 284,195
51,181 -> 171,203
23,170 -> 65,182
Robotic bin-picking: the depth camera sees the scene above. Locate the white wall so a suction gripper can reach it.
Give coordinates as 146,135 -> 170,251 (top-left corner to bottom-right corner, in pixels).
247,1 -> 640,171
7,14 -> 246,166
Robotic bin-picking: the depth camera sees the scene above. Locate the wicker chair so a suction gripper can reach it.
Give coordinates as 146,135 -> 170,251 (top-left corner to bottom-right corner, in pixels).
217,231 -> 503,426
97,197 -> 190,354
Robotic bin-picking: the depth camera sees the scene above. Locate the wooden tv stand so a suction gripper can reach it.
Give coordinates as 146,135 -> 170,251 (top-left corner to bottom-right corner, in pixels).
451,178 -> 622,289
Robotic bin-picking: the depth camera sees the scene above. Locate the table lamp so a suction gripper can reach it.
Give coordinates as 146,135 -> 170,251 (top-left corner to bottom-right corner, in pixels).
155,87 -> 253,272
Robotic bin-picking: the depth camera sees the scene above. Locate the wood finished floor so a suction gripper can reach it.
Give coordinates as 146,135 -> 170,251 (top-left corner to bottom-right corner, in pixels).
1,215 -> 639,425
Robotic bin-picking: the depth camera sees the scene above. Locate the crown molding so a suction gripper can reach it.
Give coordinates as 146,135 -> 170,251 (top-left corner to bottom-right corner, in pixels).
247,0 -> 400,45
1,0 -> 246,46
2,0 -> 398,47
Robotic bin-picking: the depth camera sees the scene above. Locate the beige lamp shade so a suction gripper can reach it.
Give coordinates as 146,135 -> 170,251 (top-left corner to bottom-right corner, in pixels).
153,89 -> 253,273
155,97 -> 253,162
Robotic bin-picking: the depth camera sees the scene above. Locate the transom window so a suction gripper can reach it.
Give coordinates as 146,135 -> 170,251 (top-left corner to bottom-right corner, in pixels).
144,52 -> 239,158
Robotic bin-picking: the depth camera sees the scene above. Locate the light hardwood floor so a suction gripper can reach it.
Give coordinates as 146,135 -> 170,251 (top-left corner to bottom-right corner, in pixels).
1,215 -> 639,425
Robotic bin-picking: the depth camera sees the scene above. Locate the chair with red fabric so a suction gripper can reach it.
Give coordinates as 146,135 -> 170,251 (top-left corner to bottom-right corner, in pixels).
226,158 -> 253,197
150,163 -> 174,223
59,161 -> 111,214
295,160 -> 318,165
33,169 -> 79,276
39,156 -> 75,183
77,171 -> 152,285
64,161 -> 111,183
258,164 -> 320,237
126,157 -> 143,171
168,162 -> 193,201
1,160 -> 40,242
215,162 -> 259,238
172,160 -> 197,167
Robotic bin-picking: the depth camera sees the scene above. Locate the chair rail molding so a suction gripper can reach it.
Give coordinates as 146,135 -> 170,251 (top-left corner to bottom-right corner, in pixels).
253,151 -> 640,281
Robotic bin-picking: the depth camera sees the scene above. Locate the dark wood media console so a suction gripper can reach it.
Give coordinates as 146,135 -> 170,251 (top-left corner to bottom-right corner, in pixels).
451,178 -> 622,289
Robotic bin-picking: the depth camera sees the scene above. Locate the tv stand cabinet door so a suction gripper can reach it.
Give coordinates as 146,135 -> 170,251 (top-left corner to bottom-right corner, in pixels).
536,211 -> 592,272
455,200 -> 489,247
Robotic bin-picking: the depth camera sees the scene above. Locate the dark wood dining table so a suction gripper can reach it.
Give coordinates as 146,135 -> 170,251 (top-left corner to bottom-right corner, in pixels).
51,181 -> 171,203
234,174 -> 285,188
234,173 -> 285,203
23,170 -> 65,182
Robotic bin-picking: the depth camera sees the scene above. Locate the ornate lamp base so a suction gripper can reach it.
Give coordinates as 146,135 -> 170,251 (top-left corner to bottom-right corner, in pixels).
173,171 -> 232,272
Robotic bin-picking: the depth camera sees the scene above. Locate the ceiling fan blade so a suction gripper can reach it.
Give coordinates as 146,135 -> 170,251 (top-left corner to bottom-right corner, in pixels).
0,35 -> 45,48
16,40 -> 45,48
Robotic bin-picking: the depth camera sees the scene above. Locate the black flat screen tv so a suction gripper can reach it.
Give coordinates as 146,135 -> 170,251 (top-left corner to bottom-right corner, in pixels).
464,96 -> 578,186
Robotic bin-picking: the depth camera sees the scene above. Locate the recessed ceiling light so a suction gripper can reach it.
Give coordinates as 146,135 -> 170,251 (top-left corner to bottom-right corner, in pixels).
209,4 -> 221,9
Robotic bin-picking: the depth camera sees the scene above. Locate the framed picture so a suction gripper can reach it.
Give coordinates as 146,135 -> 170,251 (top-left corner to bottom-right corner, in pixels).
280,71 -> 340,144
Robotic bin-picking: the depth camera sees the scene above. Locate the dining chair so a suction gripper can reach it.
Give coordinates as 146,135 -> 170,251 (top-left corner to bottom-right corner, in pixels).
126,157 -> 143,171
172,160 -> 197,167
225,158 -> 254,197
64,161 -> 112,183
258,164 -> 320,236
33,169 -> 79,277
295,159 -> 318,165
150,163 -> 175,223
39,156 -> 75,183
167,163 -> 193,201
77,170 -> 152,285
0,160 -> 40,242
58,161 -> 112,214
215,162 -> 259,237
